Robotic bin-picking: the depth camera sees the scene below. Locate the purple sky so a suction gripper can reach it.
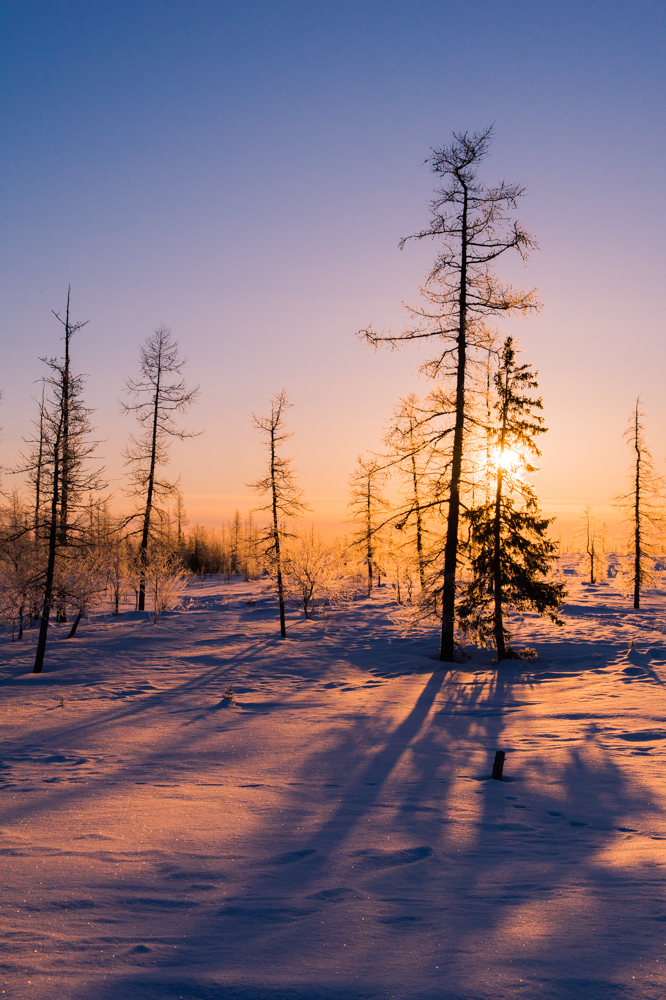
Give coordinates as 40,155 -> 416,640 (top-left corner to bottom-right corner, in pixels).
1,1 -> 665,537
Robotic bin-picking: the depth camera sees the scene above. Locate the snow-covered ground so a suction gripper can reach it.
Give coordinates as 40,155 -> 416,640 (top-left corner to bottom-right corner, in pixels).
2,572 -> 666,999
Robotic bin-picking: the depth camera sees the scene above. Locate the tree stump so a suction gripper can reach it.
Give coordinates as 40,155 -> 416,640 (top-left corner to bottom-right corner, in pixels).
491,750 -> 505,781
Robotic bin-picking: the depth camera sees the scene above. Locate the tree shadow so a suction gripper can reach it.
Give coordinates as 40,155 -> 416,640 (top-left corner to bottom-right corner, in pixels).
3,597 -> 665,999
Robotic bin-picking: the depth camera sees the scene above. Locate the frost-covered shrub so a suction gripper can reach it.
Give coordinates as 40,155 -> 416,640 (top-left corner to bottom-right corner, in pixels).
145,546 -> 186,623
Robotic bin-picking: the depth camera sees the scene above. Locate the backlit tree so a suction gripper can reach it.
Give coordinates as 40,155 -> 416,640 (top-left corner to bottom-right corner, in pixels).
458,338 -> 564,660
361,127 -> 539,660
613,399 -> 664,609
122,326 -> 199,612
250,391 -> 309,637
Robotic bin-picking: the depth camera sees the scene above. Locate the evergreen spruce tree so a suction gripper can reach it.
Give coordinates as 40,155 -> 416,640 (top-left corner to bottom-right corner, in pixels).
459,337 -> 564,660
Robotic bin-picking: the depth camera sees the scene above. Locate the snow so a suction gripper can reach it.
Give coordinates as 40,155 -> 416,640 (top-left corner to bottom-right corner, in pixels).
2,571 -> 666,999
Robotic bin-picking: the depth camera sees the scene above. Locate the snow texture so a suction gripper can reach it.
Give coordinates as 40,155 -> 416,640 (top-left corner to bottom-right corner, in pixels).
2,570 -> 666,999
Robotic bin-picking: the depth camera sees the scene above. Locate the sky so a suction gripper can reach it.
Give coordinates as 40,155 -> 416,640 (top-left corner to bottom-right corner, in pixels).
1,0 -> 665,539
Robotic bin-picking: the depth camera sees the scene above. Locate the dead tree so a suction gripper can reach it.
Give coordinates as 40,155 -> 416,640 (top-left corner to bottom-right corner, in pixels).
576,505 -> 604,585
0,492 -> 38,641
613,399 -> 664,609
361,127 -> 539,661
33,406 -> 64,673
250,391 -> 309,637
51,287 -> 89,553
20,310 -> 103,671
22,291 -> 90,622
32,380 -> 46,544
122,326 -> 199,612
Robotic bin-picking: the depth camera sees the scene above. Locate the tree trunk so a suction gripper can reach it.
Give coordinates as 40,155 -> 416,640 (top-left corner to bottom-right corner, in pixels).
440,183 -> 468,662
66,610 -> 83,638
270,425 -> 287,638
409,423 -> 426,590
275,547 -> 286,636
34,419 -> 63,673
366,480 -> 373,596
492,466 -> 506,660
34,382 -> 46,545
634,459 -> 641,610
491,365 -> 513,661
56,292 -> 72,624
138,356 -> 162,611
633,409 -> 641,610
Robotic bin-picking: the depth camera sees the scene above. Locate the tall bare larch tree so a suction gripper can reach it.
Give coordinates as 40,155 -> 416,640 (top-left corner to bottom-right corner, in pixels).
250,391 -> 309,638
576,505 -> 604,585
384,395 -> 430,590
613,399 -> 664,610
348,455 -> 389,596
122,326 -> 199,612
29,337 -> 102,672
361,127 -> 539,660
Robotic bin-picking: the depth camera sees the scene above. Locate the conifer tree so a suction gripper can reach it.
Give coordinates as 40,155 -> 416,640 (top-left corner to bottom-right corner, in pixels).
458,337 -> 564,660
250,391 -> 309,637
361,127 -> 539,660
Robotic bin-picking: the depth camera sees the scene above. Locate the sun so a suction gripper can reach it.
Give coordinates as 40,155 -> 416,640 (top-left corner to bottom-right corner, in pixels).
487,444 -> 524,473
497,447 -> 522,471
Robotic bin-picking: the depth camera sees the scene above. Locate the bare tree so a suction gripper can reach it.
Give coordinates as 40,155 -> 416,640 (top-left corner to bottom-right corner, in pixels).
250,391 -> 309,637
32,399 -> 63,673
145,543 -> 186,624
174,489 -> 188,550
0,492 -> 39,640
51,287 -> 89,553
60,546 -> 106,638
30,380 -> 47,544
576,505 -> 605,585
243,512 -> 260,580
21,292 -> 92,623
285,527 -> 335,619
384,395 -> 430,590
613,399 -> 664,609
348,455 -> 389,596
361,127 -> 539,661
230,509 -> 243,576
24,323 -> 103,672
122,326 -> 199,612
106,531 -> 131,616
